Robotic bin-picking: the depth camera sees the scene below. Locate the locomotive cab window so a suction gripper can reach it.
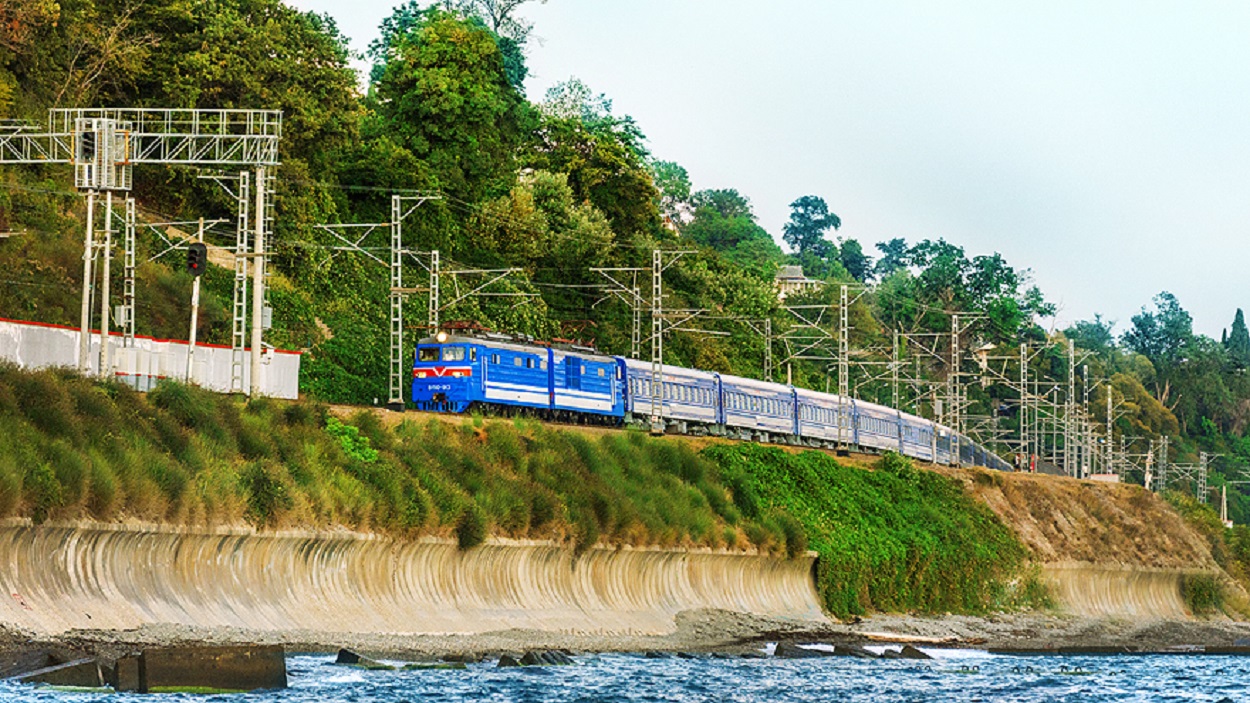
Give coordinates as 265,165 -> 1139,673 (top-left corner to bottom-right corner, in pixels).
418,347 -> 438,362
469,348 -> 477,361
443,347 -> 466,362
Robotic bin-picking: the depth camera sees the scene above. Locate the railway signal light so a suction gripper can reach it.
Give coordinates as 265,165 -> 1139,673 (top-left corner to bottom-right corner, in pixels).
187,242 -> 207,277
78,130 -> 96,161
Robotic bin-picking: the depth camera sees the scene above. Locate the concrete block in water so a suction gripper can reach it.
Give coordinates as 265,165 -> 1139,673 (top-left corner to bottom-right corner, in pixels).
111,655 -> 141,692
15,658 -> 104,688
0,650 -> 52,679
140,645 -> 286,693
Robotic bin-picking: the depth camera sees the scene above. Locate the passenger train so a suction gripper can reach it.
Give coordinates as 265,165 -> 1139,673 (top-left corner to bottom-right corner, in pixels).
411,331 -> 1012,471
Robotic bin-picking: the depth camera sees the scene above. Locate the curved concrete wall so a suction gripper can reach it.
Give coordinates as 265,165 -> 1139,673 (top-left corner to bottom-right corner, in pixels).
0,523 -> 826,636
1040,563 -> 1197,619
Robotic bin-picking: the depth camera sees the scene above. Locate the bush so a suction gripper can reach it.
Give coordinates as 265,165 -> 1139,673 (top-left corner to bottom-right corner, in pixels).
1182,572 -> 1224,615
456,503 -> 488,549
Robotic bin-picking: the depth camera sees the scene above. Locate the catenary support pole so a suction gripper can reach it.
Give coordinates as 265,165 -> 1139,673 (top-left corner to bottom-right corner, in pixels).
98,191 -> 113,376
250,166 -> 266,397
187,218 -> 203,383
78,190 -> 96,374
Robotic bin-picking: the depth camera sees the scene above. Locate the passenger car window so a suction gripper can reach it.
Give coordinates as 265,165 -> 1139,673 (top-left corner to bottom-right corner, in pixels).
418,347 -> 438,362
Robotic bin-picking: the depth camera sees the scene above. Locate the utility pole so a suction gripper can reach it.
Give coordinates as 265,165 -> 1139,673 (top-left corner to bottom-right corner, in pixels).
1106,386 -> 1114,475
78,190 -> 96,374
892,328 -> 900,410
1158,436 -> 1169,492
649,249 -> 692,433
950,314 -> 960,465
1066,339 -> 1076,477
98,192 -> 114,376
764,318 -> 773,382
121,197 -> 136,349
186,218 -> 203,383
1199,452 -> 1210,504
249,165 -> 267,397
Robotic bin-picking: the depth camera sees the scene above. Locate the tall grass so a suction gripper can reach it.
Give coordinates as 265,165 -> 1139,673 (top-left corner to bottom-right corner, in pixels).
0,365 -> 783,552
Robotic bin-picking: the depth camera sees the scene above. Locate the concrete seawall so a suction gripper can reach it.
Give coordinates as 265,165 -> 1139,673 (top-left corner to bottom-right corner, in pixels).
0,523 -> 826,636
1040,563 -> 1196,619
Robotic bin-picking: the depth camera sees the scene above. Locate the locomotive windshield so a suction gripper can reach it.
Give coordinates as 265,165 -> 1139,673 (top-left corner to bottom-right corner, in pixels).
443,346 -> 466,361
418,347 -> 438,362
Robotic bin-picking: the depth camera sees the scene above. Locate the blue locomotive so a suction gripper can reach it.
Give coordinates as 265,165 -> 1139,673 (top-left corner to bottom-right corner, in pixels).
412,331 -> 1011,470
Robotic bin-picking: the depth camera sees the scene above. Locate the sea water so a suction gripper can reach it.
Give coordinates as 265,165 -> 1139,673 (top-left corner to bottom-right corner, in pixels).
2,648 -> 1247,702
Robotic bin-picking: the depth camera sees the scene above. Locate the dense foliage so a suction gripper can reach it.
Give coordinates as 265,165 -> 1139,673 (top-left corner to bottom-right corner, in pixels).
704,443 -> 1040,617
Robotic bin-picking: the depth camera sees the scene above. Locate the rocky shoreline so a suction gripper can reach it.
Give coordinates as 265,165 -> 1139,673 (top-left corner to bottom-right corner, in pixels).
6,609 -> 1250,668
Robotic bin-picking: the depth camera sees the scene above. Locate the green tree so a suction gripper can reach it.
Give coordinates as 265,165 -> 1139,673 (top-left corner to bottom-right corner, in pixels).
838,238 -> 872,282
373,8 -> 532,204
1228,308 -> 1250,369
371,1 -> 534,88
1123,292 -> 1194,405
682,189 -> 782,278
873,237 -> 909,278
649,159 -> 691,224
527,90 -> 659,239
782,195 -> 840,258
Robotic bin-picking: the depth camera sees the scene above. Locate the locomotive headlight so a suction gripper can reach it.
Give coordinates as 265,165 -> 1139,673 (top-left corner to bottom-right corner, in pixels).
436,331 -> 448,343
414,371 -> 428,379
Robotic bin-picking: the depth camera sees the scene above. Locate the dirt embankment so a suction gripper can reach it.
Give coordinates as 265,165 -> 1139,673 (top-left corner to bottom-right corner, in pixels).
946,469 -> 1214,570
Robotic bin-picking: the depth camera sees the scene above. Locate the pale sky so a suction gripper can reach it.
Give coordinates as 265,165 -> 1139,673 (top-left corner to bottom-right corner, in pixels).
289,0 -> 1250,339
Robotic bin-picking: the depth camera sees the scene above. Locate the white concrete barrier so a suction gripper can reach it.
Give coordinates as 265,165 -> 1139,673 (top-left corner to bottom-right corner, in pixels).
0,523 -> 827,636
0,317 -> 300,399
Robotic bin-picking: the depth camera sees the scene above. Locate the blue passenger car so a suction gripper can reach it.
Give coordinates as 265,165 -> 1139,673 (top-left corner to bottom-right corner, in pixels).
854,400 -> 903,453
621,358 -> 718,426
795,387 -> 852,443
720,374 -> 796,437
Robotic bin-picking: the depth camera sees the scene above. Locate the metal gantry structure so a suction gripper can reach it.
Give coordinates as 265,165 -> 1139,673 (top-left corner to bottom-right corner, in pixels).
0,108 -> 281,395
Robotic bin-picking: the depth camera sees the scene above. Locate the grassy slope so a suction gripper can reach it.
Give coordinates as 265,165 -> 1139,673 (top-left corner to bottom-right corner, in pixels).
0,364 -> 1043,618
704,444 -> 1040,617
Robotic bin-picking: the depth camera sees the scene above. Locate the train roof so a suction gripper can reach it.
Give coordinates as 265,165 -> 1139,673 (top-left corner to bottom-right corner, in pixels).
418,335 -> 617,362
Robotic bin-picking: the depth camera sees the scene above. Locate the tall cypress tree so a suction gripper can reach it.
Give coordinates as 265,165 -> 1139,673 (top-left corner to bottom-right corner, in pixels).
1229,309 -> 1250,368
